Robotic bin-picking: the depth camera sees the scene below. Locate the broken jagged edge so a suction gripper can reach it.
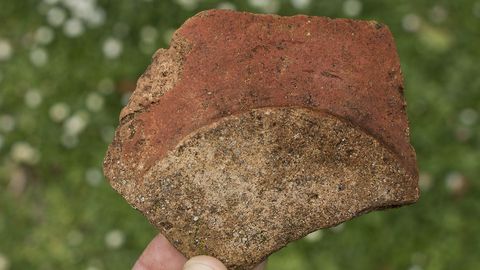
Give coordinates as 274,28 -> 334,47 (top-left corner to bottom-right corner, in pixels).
104,9 -> 419,270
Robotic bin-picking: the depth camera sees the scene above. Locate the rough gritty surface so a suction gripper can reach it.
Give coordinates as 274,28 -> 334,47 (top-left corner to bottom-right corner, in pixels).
103,9 -> 419,270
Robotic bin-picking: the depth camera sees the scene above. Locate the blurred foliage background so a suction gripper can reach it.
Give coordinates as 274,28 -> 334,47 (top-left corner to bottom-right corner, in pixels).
0,0 -> 479,269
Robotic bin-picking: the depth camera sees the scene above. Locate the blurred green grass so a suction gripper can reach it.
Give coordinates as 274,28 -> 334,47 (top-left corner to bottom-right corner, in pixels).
0,0 -> 479,269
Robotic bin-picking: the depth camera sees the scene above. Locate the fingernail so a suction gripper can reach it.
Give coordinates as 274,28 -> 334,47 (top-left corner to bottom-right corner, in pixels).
183,256 -> 226,270
183,261 -> 214,270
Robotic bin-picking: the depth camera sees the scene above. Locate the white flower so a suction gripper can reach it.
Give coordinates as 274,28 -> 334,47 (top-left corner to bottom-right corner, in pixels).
63,18 -> 85,38
291,0 -> 311,10
429,5 -> 448,24
30,48 -> 48,67
140,25 -> 158,44
101,126 -> 115,143
11,142 -> 40,165
61,133 -> 79,148
35,26 -> 55,45
47,7 -> 67,27
103,38 -> 123,59
24,89 -> 43,108
445,171 -> 466,194
105,229 -> 125,249
85,167 -> 103,186
175,0 -> 198,10
97,78 -> 115,94
63,0 -> 96,21
217,2 -> 236,10
67,230 -> 84,246
85,8 -> 106,27
248,0 -> 280,13
408,265 -> 423,270
330,223 -> 345,233
0,252 -> 10,270
419,172 -> 433,191
475,2 -> 480,18
58,0 -> 105,28
163,28 -> 176,45
86,92 -> 104,112
304,230 -> 323,242
402,14 -> 422,32
0,115 -> 15,132
49,102 -> 70,122
64,111 -> 89,136
459,108 -> 478,126
0,39 -> 13,61
343,0 -> 363,17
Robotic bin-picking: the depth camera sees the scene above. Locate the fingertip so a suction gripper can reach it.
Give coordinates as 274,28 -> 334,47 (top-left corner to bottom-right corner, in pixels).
183,255 -> 227,270
133,233 -> 186,270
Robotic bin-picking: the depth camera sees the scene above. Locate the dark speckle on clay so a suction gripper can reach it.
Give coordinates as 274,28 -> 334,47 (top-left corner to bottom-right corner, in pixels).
103,9 -> 419,270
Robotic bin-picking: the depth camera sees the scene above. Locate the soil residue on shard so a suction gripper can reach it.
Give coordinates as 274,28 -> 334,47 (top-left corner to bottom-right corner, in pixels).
103,9 -> 419,270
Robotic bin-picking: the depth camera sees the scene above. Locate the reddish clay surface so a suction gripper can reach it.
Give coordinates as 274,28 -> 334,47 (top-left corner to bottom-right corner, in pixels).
104,10 -> 420,270
119,10 -> 416,180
